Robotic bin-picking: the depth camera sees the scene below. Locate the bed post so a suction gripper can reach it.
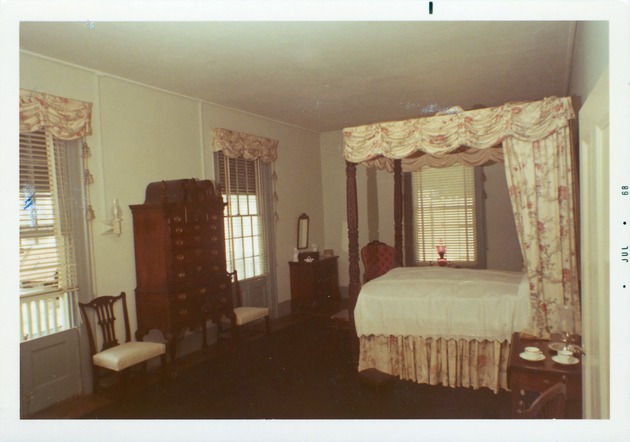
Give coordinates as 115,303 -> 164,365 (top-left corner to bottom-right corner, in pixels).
346,161 -> 360,318
393,159 -> 403,266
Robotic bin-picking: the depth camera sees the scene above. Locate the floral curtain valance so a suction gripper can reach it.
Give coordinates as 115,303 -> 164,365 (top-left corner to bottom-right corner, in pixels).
211,128 -> 278,163
20,89 -> 93,140
343,96 -> 575,167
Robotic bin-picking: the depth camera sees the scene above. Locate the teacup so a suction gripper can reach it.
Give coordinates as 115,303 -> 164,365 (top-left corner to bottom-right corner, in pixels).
524,346 -> 542,355
556,349 -> 573,363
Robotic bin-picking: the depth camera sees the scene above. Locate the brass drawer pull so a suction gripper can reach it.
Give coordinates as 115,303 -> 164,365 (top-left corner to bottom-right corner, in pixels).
177,271 -> 186,279
179,308 -> 188,316
176,254 -> 185,261
211,236 -> 218,242
175,226 -> 183,234
175,239 -> 184,246
211,214 -> 218,221
172,216 -> 183,223
198,287 -> 207,294
219,283 -> 226,289
210,224 -> 218,231
211,250 -> 218,256
176,292 -> 187,301
212,265 -> 219,271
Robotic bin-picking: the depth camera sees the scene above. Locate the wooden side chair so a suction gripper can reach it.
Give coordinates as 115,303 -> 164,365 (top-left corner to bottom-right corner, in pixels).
515,383 -> 567,419
360,240 -> 397,283
79,292 -> 166,394
220,270 -> 270,340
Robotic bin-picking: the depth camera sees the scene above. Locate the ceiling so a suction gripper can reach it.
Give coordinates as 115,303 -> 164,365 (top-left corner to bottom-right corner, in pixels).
20,21 -> 576,133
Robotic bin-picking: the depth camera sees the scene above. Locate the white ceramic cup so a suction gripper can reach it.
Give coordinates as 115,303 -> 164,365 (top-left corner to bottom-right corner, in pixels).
556,349 -> 573,363
524,346 -> 542,355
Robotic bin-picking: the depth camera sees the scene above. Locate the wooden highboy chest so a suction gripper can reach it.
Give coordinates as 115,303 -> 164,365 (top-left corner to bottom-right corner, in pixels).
130,179 -> 231,361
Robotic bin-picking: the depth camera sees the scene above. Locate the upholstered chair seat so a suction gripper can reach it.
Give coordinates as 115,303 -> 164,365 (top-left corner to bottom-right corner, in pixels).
79,292 -> 167,393
92,341 -> 166,372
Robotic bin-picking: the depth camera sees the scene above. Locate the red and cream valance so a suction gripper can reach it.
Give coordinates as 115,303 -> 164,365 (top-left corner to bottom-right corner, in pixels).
211,128 -> 278,163
19,89 -> 93,140
343,96 -> 575,170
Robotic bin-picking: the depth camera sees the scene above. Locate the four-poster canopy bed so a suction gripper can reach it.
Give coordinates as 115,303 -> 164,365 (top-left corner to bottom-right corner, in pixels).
342,96 -> 581,392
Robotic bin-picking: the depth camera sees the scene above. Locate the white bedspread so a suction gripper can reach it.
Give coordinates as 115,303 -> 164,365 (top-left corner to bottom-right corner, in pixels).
354,267 -> 532,342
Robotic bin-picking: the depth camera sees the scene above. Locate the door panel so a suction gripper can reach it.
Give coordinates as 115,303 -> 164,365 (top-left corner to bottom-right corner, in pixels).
20,327 -> 82,417
578,68 -> 609,419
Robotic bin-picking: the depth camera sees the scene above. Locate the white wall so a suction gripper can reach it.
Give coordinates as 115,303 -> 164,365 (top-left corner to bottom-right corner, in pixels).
20,52 -> 324,330
567,21 -> 609,112
483,162 -> 523,271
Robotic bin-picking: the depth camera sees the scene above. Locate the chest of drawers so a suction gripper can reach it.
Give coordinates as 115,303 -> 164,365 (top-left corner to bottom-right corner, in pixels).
131,179 -> 230,361
289,256 -> 341,312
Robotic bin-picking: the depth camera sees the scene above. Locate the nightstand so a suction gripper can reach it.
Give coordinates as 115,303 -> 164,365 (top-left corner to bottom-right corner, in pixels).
508,332 -> 582,418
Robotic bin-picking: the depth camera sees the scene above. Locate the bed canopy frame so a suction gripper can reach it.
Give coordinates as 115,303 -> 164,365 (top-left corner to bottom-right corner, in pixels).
343,96 -> 580,339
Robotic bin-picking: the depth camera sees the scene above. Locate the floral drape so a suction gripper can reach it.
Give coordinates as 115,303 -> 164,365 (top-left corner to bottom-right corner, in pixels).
211,127 -> 278,163
503,128 -> 580,337
343,96 -> 579,338
20,89 -> 93,140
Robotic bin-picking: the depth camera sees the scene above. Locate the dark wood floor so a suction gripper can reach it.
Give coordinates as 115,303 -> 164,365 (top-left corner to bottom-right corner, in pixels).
26,305 -> 341,419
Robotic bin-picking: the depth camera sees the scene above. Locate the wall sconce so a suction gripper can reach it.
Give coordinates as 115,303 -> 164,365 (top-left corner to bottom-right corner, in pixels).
103,198 -> 123,235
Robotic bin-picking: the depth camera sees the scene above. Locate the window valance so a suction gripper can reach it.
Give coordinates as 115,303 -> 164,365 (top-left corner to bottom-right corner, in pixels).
343,96 -> 575,168
211,128 -> 278,163
20,89 -> 93,140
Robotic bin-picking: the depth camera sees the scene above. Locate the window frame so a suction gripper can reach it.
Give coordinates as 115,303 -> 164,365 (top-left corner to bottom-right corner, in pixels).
215,151 -> 270,281
404,164 -> 486,268
19,130 -> 89,342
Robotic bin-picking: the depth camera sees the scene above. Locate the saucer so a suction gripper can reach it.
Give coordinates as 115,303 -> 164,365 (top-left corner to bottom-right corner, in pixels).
519,351 -> 545,362
548,342 -> 580,353
552,355 -> 579,365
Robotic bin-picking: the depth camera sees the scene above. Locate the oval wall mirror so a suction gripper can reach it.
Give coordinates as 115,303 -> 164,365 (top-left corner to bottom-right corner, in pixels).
297,213 -> 309,250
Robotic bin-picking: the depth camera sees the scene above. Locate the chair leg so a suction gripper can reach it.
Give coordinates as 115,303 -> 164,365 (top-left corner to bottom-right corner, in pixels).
92,366 -> 100,395
264,316 -> 271,334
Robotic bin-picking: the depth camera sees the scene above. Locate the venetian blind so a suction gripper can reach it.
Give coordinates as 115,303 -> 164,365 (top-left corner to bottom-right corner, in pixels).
216,152 -> 269,279
411,163 -> 477,264
19,131 -> 79,293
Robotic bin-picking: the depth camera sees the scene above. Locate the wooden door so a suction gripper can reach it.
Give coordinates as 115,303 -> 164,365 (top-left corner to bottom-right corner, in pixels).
578,67 -> 609,419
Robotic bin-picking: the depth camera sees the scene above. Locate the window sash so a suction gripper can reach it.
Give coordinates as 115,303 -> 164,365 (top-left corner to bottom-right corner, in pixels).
19,131 -> 79,341
217,152 -> 269,280
410,163 -> 478,265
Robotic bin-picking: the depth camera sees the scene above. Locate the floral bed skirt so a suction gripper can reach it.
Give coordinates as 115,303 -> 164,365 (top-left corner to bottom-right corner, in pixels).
358,335 -> 511,393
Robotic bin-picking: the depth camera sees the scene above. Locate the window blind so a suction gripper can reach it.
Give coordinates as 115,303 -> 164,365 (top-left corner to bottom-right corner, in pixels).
411,163 -> 477,264
217,152 -> 269,279
19,131 -> 79,340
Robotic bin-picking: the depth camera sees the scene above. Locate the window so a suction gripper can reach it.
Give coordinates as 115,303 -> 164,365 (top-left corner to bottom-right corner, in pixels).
216,152 -> 270,280
19,131 -> 82,341
407,163 -> 485,267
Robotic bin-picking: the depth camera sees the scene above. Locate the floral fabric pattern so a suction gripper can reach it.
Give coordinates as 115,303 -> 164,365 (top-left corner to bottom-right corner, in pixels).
342,96 -> 575,164
20,89 -> 93,140
211,128 -> 278,163
503,127 -> 580,337
358,335 -> 510,393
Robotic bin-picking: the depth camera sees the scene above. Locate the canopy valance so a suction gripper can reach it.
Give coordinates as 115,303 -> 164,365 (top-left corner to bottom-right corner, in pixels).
343,96 -> 575,170
211,127 -> 278,163
19,89 -> 93,140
